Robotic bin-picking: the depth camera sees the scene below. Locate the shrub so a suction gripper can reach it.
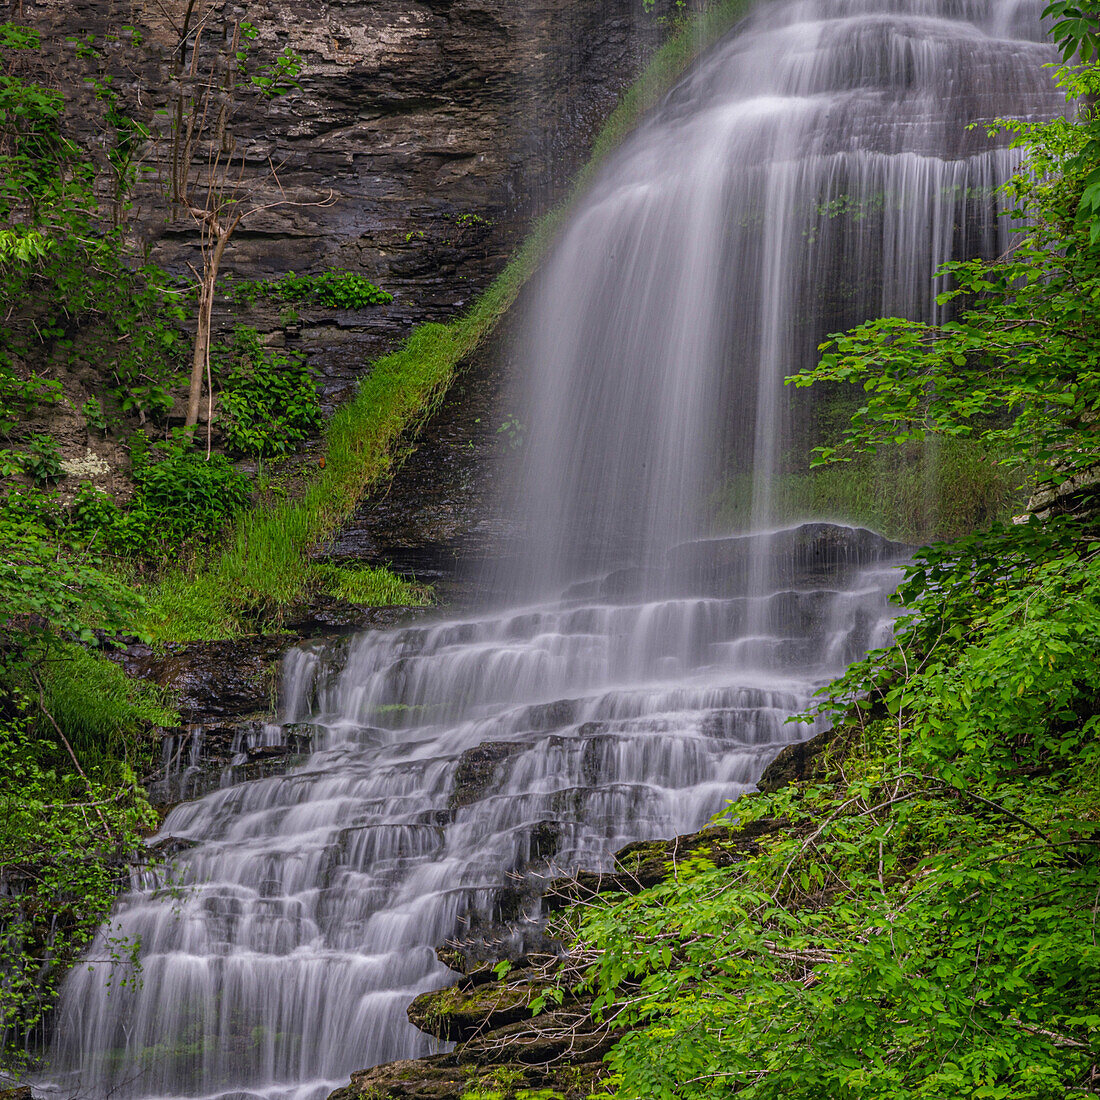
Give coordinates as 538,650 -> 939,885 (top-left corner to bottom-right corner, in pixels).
216,325 -> 322,457
69,440 -> 250,557
228,270 -> 393,309
130,442 -> 250,544
18,435 -> 63,485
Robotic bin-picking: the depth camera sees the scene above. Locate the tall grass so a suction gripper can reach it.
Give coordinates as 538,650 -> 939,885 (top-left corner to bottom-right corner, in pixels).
38,644 -> 179,774
712,438 -> 1028,544
140,0 -> 757,641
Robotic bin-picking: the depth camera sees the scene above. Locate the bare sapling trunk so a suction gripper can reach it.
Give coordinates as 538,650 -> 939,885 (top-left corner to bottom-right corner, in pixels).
185,212 -> 235,430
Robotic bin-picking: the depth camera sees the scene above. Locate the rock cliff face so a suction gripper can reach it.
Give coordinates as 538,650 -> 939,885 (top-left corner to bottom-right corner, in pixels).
19,0 -> 667,360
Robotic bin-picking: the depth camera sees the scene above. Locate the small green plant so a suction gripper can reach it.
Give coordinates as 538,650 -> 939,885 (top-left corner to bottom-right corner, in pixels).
82,395 -> 107,434
460,1066 -> 526,1100
20,434 -> 63,485
229,270 -> 393,310
454,212 -> 490,230
497,413 -> 525,450
236,22 -> 303,98
0,364 -> 62,434
216,325 -> 322,457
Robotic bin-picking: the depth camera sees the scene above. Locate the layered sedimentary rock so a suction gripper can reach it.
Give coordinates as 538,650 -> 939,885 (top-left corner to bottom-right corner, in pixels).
20,0 -> 668,325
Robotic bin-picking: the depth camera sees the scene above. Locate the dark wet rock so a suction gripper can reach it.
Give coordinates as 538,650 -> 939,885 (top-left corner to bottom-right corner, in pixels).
317,340 -> 523,604
144,835 -> 199,860
145,708 -> 311,806
665,522 -> 910,596
597,565 -> 666,601
281,723 -> 321,753
1026,465 -> 1100,522
120,638 -> 291,721
547,818 -> 785,909
756,726 -> 839,793
328,1058 -> 469,1100
284,601 -> 432,636
449,742 -> 525,811
528,821 -> 563,864
0,1086 -> 33,1100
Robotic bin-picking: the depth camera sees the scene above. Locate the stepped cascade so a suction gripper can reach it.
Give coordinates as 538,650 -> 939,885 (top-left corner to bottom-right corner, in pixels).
47,3 -> 1062,1100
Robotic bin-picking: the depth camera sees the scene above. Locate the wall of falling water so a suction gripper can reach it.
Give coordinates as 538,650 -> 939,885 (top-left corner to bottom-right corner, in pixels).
45,4 -> 1062,1100
512,0 -> 1060,589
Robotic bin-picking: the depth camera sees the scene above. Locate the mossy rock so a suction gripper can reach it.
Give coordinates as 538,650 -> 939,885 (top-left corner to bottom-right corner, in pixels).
546,818 -> 783,907
756,726 -> 838,793
408,973 -> 553,1042
331,1055 -> 467,1100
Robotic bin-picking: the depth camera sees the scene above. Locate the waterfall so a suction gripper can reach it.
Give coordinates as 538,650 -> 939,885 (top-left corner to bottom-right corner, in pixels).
512,0 -> 1059,588
46,4 -> 1061,1100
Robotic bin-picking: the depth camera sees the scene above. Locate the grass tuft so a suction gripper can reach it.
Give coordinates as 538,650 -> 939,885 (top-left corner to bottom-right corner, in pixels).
311,564 -> 433,607
39,644 -> 179,771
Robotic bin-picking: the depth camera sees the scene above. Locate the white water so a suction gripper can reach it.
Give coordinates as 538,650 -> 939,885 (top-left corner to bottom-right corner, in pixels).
46,2 -> 1061,1099
513,0 -> 1058,587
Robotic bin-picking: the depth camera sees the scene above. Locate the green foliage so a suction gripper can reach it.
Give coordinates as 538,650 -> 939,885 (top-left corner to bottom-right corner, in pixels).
0,23 -> 187,425
1044,1 -> 1100,62
497,413 -> 525,450
790,64 -> 1100,489
229,270 -> 394,310
38,643 -> 176,774
0,365 -> 61,436
0,477 -> 169,1070
0,642 -> 171,1068
82,395 -> 107,434
0,487 -> 143,647
0,686 -> 158,1070
460,1067 -> 526,1100
236,21 -> 303,98
67,439 -> 250,558
18,434 -> 62,485
216,326 -> 321,457
129,438 -> 250,540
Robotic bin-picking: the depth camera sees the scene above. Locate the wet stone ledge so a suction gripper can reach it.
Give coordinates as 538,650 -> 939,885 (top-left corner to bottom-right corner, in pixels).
125,605 -> 431,808
328,809 -> 799,1100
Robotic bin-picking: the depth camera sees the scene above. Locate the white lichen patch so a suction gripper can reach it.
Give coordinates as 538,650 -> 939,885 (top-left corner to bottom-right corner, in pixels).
61,449 -> 111,479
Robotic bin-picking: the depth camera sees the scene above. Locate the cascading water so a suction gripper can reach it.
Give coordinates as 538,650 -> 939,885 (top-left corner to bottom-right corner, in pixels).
514,0 -> 1060,587
47,4 -> 1062,1100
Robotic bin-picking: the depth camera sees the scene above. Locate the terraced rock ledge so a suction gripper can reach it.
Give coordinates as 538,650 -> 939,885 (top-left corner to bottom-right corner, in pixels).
327,741 -> 822,1100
